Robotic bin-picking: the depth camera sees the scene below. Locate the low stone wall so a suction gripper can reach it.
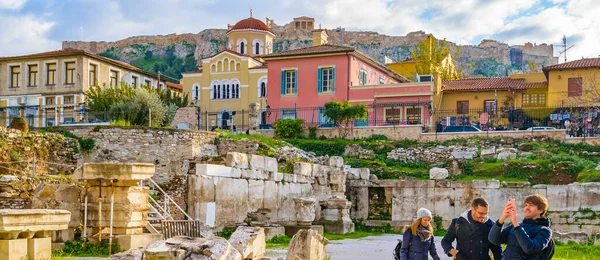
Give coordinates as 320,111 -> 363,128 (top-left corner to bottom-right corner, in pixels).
259,127 -> 568,142
188,153 -> 366,232
419,129 -> 566,142
348,179 -> 600,236
171,107 -> 201,130
564,137 -> 600,145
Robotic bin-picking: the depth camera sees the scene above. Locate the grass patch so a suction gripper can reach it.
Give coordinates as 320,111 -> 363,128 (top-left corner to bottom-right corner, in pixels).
553,241 -> 600,260
226,134 -> 290,149
266,235 -> 292,248
324,230 -> 386,240
53,240 -> 118,257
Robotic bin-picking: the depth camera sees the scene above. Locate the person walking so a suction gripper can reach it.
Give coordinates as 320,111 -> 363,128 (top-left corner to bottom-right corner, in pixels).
488,194 -> 553,260
400,208 -> 441,260
441,198 -> 502,260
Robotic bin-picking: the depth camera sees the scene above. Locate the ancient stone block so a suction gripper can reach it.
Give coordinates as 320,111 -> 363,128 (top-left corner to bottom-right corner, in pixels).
294,198 -> 316,225
328,156 -> 344,168
241,169 -> 267,180
264,157 -> 278,173
286,229 -> 329,260
215,178 -> 249,225
269,172 -> 283,182
248,180 -> 265,213
226,152 -> 249,169
196,164 -> 234,177
480,146 -> 496,156
346,168 -> 360,180
263,181 -> 278,221
471,180 -> 500,189
0,238 -> 27,260
358,168 -> 370,180
228,226 -> 266,260
429,167 -> 448,180
293,162 -> 313,177
451,151 -> 475,159
250,155 -> 265,170
497,152 -> 517,160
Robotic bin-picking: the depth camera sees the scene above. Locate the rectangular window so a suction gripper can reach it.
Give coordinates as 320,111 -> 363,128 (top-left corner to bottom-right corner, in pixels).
359,69 -> 368,85
484,100 -> 496,113
145,79 -> 152,87
320,68 -> 334,92
132,76 -> 138,88
28,64 -> 38,87
89,64 -> 97,86
282,70 -> 297,94
385,108 -> 401,125
46,63 -> 56,85
64,96 -> 74,104
407,107 -> 421,125
65,62 -> 75,84
281,109 -> 297,119
568,77 -> 582,97
523,93 -> 546,107
456,101 -> 469,114
110,70 -> 119,87
10,66 -> 20,88
45,97 -> 55,105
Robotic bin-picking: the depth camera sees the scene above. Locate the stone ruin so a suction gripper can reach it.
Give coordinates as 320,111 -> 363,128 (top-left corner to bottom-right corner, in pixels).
188,152 -> 364,238
0,209 -> 71,260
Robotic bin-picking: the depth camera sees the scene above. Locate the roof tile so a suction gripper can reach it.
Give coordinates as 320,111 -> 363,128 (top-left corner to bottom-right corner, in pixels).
442,77 -> 547,92
543,58 -> 600,71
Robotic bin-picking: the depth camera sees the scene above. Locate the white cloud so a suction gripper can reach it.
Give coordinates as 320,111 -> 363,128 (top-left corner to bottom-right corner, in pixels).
0,0 -> 26,10
0,14 -> 59,56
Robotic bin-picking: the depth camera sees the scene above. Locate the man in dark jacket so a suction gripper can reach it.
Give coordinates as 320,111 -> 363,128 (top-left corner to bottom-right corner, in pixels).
488,194 -> 552,260
441,198 -> 502,260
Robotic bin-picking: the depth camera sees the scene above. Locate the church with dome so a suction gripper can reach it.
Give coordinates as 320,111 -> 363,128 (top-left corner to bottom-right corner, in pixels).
181,12 -> 270,131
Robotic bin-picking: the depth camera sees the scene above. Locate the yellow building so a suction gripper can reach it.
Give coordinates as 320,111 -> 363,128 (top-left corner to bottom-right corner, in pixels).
182,16 -> 272,131
542,58 -> 600,107
0,48 -> 165,127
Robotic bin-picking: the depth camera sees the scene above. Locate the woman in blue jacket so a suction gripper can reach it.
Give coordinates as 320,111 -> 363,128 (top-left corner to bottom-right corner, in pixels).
400,208 -> 441,260
488,195 -> 553,260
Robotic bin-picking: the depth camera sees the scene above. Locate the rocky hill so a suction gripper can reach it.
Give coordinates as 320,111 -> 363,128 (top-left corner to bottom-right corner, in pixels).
63,18 -> 558,80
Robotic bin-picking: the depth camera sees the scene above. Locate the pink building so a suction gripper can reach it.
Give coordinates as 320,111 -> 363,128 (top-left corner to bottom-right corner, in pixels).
262,41 -> 434,127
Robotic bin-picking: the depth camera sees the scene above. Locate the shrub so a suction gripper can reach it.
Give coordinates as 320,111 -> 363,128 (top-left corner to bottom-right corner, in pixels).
110,119 -> 131,126
364,134 -> 388,142
578,170 -> 600,182
9,117 -> 28,133
53,240 -> 119,257
273,118 -> 305,139
287,139 -> 349,156
9,150 -> 20,162
308,126 -> 317,139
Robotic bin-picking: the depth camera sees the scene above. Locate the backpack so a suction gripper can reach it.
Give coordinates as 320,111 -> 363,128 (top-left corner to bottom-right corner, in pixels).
531,230 -> 554,260
393,227 -> 412,260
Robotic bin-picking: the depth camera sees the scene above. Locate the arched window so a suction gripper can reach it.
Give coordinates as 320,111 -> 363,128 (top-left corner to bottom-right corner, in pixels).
226,84 -> 231,99
255,42 -> 260,55
222,84 -> 226,99
217,84 -> 221,99
192,84 -> 200,100
240,42 -> 245,54
260,82 -> 267,97
236,84 -> 240,98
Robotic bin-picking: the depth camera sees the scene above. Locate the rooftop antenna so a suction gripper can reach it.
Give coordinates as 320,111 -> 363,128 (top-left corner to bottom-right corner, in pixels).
559,35 -> 574,63
250,8 -> 253,17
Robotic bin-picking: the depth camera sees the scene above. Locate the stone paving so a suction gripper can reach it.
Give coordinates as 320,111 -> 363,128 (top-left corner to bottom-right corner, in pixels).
265,234 -> 453,260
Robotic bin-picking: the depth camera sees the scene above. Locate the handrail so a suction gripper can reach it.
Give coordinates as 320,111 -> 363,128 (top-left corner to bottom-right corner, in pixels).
148,179 -> 193,220
149,196 -> 173,220
145,222 -> 160,234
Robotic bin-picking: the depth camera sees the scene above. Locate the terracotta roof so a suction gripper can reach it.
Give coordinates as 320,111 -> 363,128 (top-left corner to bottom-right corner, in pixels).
261,44 -> 355,58
0,48 -> 162,80
249,64 -> 268,69
442,77 -> 547,92
166,81 -> 182,90
0,48 -> 85,60
228,17 -> 272,34
182,69 -> 202,74
543,58 -> 600,71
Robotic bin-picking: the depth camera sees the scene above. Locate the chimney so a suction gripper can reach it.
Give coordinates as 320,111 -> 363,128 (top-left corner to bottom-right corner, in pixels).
312,29 -> 328,46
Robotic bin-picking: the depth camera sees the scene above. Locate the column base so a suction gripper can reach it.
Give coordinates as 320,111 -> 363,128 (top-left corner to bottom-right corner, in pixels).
0,239 -> 28,260
28,237 -> 52,260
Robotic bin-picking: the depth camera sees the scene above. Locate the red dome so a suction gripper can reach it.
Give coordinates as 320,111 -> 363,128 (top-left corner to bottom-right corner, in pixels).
229,17 -> 272,33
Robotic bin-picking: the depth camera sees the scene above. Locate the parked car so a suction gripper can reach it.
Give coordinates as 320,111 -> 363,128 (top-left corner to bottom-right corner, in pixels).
442,125 -> 482,132
259,124 -> 273,130
526,126 -> 557,131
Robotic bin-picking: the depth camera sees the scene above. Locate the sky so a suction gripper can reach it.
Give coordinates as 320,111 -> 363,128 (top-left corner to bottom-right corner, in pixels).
1,0 -> 599,63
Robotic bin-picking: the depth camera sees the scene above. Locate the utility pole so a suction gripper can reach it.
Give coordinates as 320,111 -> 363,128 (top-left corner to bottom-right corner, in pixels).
149,108 -> 152,128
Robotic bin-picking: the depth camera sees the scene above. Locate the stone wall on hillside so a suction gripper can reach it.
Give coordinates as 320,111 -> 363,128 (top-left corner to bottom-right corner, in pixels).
348,179 -> 600,237
63,126 -> 218,185
0,127 -> 79,176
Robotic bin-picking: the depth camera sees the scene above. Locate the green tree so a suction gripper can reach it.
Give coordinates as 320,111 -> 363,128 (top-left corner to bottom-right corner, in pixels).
411,35 -> 463,80
323,101 -> 368,138
109,88 -> 167,127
